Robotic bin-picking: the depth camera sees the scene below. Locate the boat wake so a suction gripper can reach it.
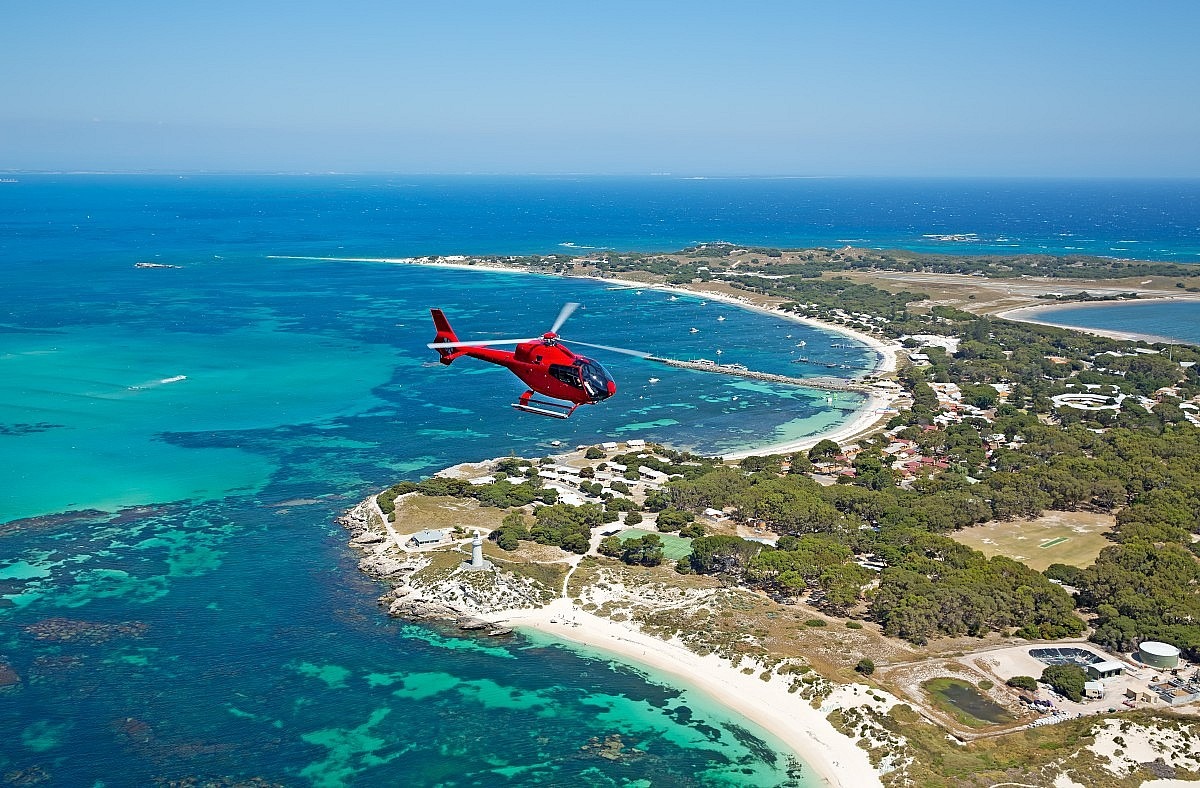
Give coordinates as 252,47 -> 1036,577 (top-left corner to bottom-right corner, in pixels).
128,375 -> 187,391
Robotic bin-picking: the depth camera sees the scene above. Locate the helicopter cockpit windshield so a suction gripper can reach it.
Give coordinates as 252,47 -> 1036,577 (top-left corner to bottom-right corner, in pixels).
579,359 -> 614,402
548,359 -> 615,402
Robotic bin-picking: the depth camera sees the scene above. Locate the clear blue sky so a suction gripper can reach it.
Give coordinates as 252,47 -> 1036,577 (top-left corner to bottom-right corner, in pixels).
3,0 -> 1198,175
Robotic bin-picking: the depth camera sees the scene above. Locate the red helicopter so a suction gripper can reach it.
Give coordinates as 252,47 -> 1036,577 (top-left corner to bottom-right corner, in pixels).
427,302 -> 647,418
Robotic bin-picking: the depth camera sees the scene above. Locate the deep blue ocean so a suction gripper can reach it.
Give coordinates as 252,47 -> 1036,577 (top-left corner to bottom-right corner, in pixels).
2,175 -> 1199,786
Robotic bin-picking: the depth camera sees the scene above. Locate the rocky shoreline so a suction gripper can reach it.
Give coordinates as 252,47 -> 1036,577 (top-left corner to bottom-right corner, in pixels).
337,497 -> 547,631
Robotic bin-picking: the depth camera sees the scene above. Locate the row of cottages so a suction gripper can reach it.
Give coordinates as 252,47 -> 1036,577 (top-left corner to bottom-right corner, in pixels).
583,438 -> 647,453
537,459 -> 669,491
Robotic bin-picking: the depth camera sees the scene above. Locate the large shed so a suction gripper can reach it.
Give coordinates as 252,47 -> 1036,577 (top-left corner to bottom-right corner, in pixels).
1086,660 -> 1125,680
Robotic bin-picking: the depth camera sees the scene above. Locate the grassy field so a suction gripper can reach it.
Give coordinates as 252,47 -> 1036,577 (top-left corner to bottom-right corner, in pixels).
950,510 -> 1114,571
618,528 -> 693,560
391,495 -> 507,535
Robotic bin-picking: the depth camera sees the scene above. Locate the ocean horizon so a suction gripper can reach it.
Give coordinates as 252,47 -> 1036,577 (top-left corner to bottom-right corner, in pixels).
2,175 -> 1198,785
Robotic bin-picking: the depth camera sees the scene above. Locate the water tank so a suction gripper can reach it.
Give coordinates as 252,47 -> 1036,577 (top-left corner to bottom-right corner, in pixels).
1138,641 -> 1181,669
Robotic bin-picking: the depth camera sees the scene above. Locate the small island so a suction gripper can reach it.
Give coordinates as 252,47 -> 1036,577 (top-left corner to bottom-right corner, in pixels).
340,244 -> 1200,787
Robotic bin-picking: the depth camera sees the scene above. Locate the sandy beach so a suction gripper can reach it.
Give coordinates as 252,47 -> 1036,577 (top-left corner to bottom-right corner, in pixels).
497,598 -> 882,788
333,253 -> 904,784
277,254 -> 906,459
994,297 -> 1200,344
623,279 -> 902,459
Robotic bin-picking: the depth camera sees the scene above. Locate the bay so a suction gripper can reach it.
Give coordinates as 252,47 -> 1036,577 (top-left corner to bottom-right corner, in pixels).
3,174 -> 1198,786
1026,299 -> 1200,345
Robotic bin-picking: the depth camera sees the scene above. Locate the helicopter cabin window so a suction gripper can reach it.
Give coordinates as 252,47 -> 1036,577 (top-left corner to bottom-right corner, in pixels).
548,363 -> 583,389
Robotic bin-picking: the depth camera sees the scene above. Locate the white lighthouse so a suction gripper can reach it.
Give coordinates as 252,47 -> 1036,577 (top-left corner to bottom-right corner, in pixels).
471,530 -> 484,568
462,529 -> 492,571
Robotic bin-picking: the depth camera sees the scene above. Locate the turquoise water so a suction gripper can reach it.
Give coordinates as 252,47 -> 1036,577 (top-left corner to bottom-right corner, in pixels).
1030,299 -> 1200,344
0,184 -> 864,784
2,175 -> 1196,785
0,259 -> 870,524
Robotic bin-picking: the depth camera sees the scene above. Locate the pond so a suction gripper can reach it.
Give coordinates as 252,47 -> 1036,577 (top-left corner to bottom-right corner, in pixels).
922,678 -> 1015,727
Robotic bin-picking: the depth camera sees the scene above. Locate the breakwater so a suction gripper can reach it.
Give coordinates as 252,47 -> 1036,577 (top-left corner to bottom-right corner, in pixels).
646,356 -> 874,393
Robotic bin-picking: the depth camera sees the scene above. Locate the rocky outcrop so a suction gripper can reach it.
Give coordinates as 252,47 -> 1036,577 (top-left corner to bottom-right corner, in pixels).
382,586 -> 466,622
341,493 -> 553,628
337,498 -> 381,540
357,553 -> 414,578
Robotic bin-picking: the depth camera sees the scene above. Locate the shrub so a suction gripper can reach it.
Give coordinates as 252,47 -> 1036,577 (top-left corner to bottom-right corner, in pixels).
1006,675 -> 1038,693
855,658 -> 875,676
804,619 -> 827,628
845,621 -> 863,630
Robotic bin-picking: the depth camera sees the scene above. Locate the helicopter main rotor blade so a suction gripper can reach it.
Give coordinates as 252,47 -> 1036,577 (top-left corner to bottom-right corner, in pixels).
549,302 -> 580,335
561,339 -> 652,359
427,337 -> 540,349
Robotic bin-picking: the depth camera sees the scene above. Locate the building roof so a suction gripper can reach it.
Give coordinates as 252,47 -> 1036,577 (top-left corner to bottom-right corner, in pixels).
1091,660 -> 1125,673
410,529 -> 444,544
1140,641 -> 1181,657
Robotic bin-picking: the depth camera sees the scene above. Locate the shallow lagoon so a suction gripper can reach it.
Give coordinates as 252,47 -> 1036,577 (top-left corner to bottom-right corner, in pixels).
3,248 -> 850,784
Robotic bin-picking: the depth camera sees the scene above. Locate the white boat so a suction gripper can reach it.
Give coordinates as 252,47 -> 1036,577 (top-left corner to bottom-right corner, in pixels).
648,378 -> 660,384
690,327 -> 699,333
717,316 -> 726,321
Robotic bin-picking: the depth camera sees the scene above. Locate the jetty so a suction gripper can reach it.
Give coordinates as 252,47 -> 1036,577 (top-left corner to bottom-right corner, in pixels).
645,356 -> 874,393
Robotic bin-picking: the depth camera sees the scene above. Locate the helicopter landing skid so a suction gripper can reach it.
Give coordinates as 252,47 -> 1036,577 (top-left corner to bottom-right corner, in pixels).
512,392 -> 578,419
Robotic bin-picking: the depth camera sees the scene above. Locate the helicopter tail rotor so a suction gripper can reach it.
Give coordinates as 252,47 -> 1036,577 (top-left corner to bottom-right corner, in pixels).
429,309 -> 461,363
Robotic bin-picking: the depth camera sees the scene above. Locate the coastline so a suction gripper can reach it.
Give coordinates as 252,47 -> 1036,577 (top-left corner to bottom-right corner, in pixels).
994,297 -> 1200,344
332,254 -> 905,785
280,254 -> 905,458
496,598 -> 882,787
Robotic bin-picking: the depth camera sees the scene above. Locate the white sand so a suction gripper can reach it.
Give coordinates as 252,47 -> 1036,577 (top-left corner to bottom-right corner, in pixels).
332,253 -> 903,784
588,278 -> 903,460
310,254 -> 906,458
497,598 -> 882,788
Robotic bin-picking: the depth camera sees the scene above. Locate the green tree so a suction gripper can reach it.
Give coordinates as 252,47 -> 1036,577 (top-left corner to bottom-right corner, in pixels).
655,508 -> 694,532
1040,665 -> 1087,702
598,535 -> 622,557
688,535 -> 762,576
621,534 -> 664,567
808,439 -> 841,461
